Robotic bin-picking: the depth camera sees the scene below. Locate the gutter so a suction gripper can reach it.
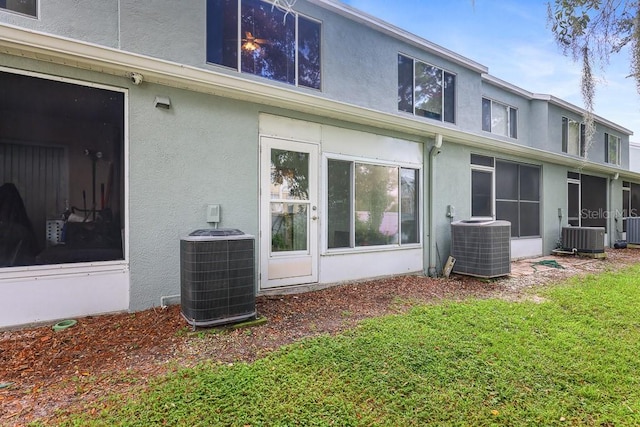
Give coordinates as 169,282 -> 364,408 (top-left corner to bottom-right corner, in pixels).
427,134 -> 443,277
0,24 -> 638,180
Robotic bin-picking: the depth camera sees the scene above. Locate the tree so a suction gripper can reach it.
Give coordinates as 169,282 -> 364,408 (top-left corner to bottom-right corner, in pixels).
547,0 -> 640,153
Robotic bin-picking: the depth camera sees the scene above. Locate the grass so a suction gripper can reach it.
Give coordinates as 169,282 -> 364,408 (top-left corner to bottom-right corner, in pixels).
50,266 -> 640,426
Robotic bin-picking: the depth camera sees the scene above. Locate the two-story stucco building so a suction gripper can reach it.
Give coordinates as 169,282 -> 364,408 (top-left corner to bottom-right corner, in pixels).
1,0 -> 638,329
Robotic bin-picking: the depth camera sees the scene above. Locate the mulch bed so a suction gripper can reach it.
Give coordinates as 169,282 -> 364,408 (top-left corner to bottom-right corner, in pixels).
1,249 -> 638,426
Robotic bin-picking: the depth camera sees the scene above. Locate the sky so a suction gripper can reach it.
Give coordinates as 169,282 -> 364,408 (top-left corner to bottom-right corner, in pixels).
339,0 -> 640,142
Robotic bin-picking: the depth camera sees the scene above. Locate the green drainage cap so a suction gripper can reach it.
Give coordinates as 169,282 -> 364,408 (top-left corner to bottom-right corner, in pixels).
52,319 -> 77,331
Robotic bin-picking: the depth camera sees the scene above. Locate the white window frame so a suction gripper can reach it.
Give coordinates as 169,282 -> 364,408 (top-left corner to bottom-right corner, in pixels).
0,66 -> 129,278
470,158 -> 495,221
567,175 -> 582,227
207,0 -> 322,90
324,153 -> 422,253
397,53 -> 456,124
482,97 -> 517,139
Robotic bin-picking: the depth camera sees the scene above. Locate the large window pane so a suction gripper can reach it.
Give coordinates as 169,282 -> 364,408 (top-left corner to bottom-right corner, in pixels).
241,0 -> 295,84
401,168 -> 419,244
491,102 -> 509,137
509,107 -> 518,138
632,183 -> 640,217
496,201 -> 519,237
519,165 -> 540,201
496,161 -> 518,200
271,203 -> 307,252
0,72 -> 125,267
562,117 -> 568,153
567,120 -> 580,156
495,161 -> 540,237
520,202 -> 540,236
568,181 -> 580,226
298,16 -> 321,89
443,72 -> 455,124
471,170 -> 492,218
207,0 -> 238,68
207,0 -> 321,88
581,174 -> 606,229
355,164 -> 399,246
327,160 -> 351,249
1,0 -> 37,16
414,62 -> 442,120
607,134 -> 620,165
397,54 -> 413,113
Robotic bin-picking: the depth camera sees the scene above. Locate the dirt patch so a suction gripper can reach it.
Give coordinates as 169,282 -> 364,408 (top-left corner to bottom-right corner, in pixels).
1,248 -> 638,426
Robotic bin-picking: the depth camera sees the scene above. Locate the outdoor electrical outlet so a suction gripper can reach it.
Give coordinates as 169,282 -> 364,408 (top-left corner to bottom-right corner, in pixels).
446,205 -> 455,218
207,204 -> 221,223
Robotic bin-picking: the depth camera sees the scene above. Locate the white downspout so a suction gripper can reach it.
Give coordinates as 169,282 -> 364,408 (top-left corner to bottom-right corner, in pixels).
610,172 -> 620,246
427,134 -> 443,277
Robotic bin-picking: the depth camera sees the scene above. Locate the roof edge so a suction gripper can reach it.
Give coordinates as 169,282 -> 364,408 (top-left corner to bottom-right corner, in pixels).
311,0 -> 488,74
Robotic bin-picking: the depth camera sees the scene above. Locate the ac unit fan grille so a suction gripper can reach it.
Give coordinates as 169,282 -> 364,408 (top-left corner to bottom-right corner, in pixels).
180,231 -> 255,327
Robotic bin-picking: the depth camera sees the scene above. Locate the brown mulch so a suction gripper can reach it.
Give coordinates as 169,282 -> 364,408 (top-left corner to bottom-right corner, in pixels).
1,249 -> 639,426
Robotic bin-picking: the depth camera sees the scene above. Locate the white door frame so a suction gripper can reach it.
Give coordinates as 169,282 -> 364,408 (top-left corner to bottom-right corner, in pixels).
259,136 -> 319,289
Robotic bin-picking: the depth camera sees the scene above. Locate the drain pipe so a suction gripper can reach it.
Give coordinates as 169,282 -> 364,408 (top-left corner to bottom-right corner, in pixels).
428,134 -> 443,277
610,172 -> 620,246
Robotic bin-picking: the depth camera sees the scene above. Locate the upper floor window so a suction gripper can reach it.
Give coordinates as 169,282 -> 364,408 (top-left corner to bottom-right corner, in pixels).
206,0 -> 321,89
398,54 -> 455,123
562,117 -> 585,157
482,98 -> 517,138
0,0 -> 37,17
605,133 -> 621,165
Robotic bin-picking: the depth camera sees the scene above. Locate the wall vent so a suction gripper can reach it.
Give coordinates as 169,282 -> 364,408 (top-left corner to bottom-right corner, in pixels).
627,218 -> 640,245
180,229 -> 256,327
561,227 -> 605,253
450,220 -> 511,278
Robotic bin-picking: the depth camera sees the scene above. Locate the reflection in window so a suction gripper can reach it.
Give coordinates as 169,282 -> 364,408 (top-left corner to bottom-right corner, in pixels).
271,203 -> 307,252
327,160 -> 351,249
398,54 -> 455,123
270,149 -> 309,252
270,149 -> 309,200
327,159 -> 419,249
207,0 -> 321,89
414,62 -> 442,120
482,98 -> 517,138
355,164 -> 399,246
400,168 -> 419,244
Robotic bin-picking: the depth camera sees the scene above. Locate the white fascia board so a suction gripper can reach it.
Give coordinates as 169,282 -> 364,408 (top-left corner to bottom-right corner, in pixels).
311,0 -> 488,74
482,73 -> 534,99
0,23 -> 635,179
544,95 -> 633,135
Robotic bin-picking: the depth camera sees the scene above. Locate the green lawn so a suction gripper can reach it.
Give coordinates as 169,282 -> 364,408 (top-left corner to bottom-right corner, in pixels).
53,266 -> 640,426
